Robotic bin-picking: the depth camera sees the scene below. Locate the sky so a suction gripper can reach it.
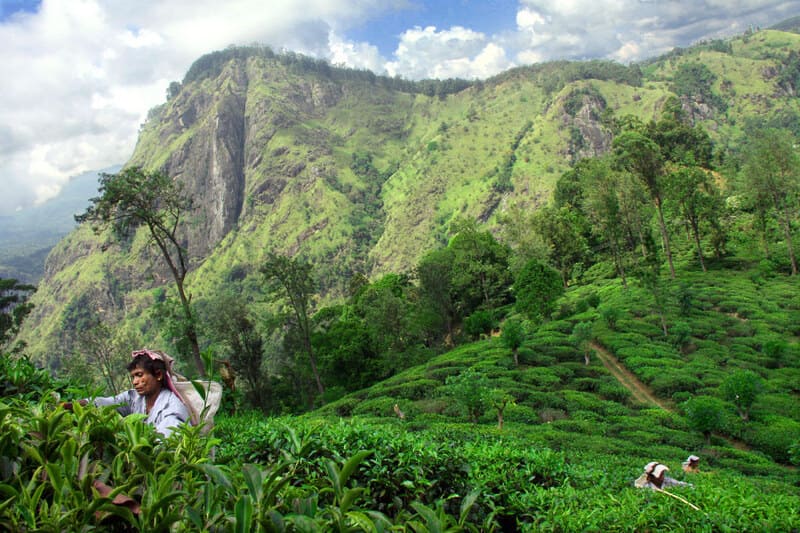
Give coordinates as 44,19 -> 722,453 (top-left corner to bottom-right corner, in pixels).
1,0 -> 798,216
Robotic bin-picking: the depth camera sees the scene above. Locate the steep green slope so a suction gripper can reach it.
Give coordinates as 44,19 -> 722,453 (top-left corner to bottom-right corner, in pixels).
312,273 -> 799,455
16,28 -> 800,370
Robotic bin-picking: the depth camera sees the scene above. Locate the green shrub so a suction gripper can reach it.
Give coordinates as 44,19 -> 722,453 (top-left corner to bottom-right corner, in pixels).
670,320 -> 693,349
650,371 -> 704,396
672,391 -> 692,403
530,330 -> 571,347
572,377 -> 600,392
599,305 -> 622,329
413,398 -> 448,415
526,391 -> 568,411
503,403 -> 540,424
517,367 -> 562,390
463,310 -> 495,339
741,416 -> 800,463
789,440 -> 800,466
598,382 -> 631,403
386,378 -> 441,400
549,365 -> 576,381
329,397 -> 359,417
562,390 -> 610,413
519,347 -> 556,366
352,396 -> 400,417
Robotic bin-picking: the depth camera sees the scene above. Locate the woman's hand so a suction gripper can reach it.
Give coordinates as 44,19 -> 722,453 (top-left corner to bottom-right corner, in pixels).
61,399 -> 88,411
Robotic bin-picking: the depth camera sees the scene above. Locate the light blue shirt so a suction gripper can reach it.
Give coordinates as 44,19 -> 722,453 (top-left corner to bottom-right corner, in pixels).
94,388 -> 190,437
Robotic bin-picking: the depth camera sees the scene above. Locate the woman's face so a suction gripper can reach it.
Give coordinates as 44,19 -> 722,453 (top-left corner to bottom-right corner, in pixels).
129,365 -> 162,398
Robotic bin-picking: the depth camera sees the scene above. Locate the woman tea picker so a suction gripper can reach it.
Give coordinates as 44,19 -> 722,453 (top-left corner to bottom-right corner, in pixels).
635,461 -> 692,490
60,350 -> 191,517
64,349 -> 190,438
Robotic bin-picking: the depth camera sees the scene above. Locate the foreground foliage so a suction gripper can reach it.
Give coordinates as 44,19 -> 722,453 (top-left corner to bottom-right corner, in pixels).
1,366 -> 797,532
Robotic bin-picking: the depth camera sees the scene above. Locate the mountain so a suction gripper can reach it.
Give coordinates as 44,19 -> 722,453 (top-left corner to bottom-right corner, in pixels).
770,15 -> 800,33
15,26 -> 800,364
0,166 -> 119,283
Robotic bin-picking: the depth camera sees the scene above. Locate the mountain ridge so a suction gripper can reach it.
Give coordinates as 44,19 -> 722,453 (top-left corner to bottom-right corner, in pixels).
15,26 -> 800,365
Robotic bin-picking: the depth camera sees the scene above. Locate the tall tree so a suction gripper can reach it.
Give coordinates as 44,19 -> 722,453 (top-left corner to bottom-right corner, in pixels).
720,370 -> 763,422
513,259 -> 564,323
647,96 -> 714,168
354,274 -> 423,359
416,247 -> 457,342
74,322 -> 130,394
447,218 -> 513,314
496,205 -> 551,273
570,321 -> 594,366
500,318 -> 525,366
666,166 -> 725,272
634,231 -> 669,336
205,292 -> 272,409
613,131 -> 676,278
446,367 -> 489,423
260,253 -> 324,397
312,305 -> 378,391
530,206 -> 589,287
579,160 -> 631,286
683,396 -> 726,444
740,128 -> 800,275
617,172 -> 654,261
75,167 -> 206,376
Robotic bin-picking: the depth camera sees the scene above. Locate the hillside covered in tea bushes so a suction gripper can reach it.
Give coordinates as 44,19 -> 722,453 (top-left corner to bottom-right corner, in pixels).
1,20 -> 799,532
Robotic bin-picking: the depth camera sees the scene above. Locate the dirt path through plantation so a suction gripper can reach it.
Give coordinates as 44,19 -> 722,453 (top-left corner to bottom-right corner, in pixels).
589,343 -> 757,451
590,342 -> 672,411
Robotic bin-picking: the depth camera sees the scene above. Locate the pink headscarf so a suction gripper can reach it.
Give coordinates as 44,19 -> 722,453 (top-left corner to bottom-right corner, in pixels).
130,349 -> 182,400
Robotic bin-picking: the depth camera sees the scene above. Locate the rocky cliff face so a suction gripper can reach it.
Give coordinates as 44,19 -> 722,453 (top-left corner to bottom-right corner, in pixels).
132,62 -> 249,258
130,57 -> 365,259
562,90 -> 613,162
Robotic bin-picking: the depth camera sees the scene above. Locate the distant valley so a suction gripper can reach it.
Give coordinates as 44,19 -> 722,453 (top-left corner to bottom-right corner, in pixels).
0,166 -> 118,283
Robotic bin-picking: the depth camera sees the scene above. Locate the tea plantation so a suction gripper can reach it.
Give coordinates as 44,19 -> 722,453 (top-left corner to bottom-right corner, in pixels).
2,260 -> 798,531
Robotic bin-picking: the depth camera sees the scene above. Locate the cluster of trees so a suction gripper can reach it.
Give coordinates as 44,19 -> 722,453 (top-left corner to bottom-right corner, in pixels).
537,98 -> 798,314
489,59 -> 643,94
683,369 -> 764,443
199,220 -> 563,411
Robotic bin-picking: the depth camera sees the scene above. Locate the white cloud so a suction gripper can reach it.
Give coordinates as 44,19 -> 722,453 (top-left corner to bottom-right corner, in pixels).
328,31 -> 386,73
511,0 -> 800,63
0,0 -> 391,215
385,25 -> 507,79
516,8 -> 547,30
1,0 -> 799,215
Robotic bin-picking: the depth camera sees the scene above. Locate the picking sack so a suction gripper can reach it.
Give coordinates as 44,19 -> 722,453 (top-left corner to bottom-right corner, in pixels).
172,375 -> 223,435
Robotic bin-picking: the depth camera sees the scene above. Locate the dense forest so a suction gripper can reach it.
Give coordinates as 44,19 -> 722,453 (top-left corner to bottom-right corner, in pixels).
2,24 -> 799,531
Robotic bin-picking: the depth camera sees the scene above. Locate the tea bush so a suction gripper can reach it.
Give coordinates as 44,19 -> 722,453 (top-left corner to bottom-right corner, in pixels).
740,416 -> 800,463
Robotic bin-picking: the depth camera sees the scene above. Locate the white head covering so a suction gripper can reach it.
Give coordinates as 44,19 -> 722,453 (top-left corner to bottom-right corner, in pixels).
644,461 -> 669,477
652,464 -> 669,477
